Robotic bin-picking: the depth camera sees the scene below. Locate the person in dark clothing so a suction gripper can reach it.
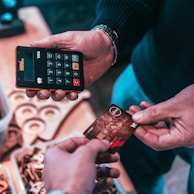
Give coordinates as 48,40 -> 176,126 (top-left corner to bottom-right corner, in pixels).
26,0 -> 194,193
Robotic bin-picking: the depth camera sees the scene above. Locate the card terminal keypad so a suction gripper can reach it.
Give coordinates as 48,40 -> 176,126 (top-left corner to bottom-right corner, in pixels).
46,52 -> 81,87
16,46 -> 84,91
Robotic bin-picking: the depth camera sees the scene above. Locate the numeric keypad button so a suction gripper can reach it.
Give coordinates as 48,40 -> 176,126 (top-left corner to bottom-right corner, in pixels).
56,77 -> 64,85
64,54 -> 71,61
47,52 -> 54,59
56,61 -> 63,68
47,77 -> 55,84
47,60 -> 55,68
65,78 -> 72,86
55,53 -> 63,60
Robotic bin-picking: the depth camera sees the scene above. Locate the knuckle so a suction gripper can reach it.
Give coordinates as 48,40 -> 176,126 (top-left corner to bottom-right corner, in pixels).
147,106 -> 158,117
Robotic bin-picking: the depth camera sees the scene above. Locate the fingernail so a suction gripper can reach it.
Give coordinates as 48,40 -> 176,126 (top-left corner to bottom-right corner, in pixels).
133,112 -> 143,120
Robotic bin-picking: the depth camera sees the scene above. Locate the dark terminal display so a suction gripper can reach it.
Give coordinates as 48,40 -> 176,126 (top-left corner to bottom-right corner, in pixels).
24,52 -> 34,81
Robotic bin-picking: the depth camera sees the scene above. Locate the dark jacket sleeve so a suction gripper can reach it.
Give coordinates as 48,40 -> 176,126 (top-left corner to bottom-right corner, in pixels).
91,0 -> 163,55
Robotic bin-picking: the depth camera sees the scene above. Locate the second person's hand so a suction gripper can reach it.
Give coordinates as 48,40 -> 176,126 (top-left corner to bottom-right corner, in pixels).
43,137 -> 120,194
129,84 -> 194,150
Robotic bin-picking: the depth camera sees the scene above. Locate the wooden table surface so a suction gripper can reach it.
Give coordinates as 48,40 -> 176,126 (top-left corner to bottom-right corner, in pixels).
0,6 -> 135,194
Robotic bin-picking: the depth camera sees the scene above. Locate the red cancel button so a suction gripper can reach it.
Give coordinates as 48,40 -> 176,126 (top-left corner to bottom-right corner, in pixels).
73,78 -> 80,86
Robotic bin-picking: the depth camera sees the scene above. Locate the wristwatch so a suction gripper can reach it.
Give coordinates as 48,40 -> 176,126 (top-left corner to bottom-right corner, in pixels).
92,24 -> 118,66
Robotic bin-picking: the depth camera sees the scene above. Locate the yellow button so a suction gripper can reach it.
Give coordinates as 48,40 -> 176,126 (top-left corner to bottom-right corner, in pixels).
72,62 -> 79,70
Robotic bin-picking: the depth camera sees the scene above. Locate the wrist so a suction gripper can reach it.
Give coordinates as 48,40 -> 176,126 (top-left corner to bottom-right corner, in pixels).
91,24 -> 118,66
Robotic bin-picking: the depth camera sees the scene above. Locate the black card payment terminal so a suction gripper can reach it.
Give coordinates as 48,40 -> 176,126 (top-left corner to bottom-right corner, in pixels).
16,46 -> 84,92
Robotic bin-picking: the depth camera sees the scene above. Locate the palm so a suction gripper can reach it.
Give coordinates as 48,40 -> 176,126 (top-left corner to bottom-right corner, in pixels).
26,30 -> 114,100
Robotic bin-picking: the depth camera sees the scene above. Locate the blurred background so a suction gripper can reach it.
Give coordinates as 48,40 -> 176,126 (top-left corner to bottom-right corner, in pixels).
24,2 -> 189,194
23,0 -> 189,194
1,0 -> 189,193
